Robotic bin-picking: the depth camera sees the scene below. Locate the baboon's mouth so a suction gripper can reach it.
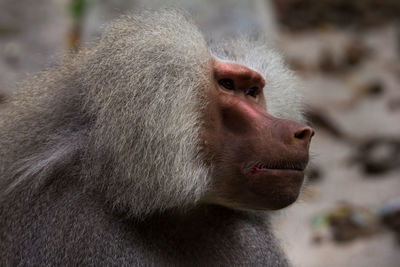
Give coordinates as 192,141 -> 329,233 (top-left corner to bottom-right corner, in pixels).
243,161 -> 307,173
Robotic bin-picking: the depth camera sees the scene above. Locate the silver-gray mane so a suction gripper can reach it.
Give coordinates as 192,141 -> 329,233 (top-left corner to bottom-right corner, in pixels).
0,10 -> 303,218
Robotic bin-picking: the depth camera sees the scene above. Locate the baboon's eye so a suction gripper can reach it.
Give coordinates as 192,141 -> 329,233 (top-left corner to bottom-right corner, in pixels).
219,79 -> 234,90
246,87 -> 259,98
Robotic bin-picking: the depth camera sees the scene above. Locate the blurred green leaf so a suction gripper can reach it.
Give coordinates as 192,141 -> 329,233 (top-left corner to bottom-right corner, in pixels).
67,0 -> 87,20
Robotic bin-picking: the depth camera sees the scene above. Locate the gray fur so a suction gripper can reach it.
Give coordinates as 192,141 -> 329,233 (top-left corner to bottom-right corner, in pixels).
0,10 -> 298,266
133,0 -> 278,45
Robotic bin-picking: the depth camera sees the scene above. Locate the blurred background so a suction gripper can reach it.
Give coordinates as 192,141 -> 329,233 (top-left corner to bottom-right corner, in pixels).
0,0 -> 399,266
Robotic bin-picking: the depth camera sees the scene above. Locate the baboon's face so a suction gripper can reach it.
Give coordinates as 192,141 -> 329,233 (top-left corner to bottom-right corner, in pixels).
202,58 -> 314,210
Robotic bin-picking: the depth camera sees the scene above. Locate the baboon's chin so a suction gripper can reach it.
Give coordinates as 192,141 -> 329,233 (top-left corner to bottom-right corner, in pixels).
241,169 -> 305,210
206,168 -> 305,211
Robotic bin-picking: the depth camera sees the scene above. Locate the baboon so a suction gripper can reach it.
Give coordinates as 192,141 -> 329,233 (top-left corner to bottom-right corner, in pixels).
0,10 -> 313,266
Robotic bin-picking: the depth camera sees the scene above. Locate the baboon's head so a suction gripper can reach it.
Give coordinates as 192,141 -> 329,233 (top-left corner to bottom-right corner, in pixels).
81,10 -> 313,217
0,10 -> 313,218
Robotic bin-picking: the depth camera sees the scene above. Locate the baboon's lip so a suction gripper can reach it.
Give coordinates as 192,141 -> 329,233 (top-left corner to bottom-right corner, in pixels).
243,161 -> 307,173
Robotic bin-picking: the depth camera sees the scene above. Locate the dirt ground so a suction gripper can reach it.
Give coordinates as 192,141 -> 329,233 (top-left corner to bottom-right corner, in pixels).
274,25 -> 400,267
